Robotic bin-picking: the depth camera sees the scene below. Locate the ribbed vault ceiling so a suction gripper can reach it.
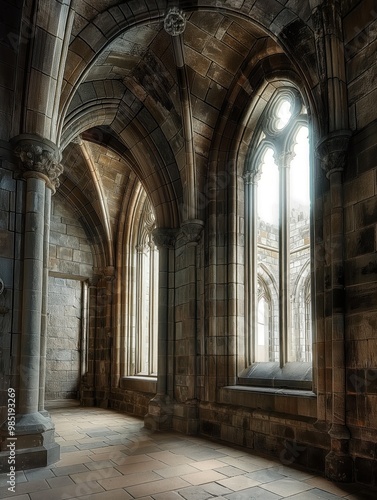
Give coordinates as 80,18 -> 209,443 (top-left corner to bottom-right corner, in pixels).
62,2 -> 296,259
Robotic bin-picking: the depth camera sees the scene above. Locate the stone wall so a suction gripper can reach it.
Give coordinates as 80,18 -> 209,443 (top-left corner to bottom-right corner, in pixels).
46,277 -> 82,400
49,194 -> 94,278
46,195 -> 94,401
0,151 -> 22,423
342,2 -> 377,485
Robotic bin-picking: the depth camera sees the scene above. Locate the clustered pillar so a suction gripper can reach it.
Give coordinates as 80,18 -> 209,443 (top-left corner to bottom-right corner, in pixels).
144,228 -> 177,431
0,135 -> 63,469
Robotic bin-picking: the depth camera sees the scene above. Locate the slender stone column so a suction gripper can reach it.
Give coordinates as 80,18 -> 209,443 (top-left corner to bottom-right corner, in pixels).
275,150 -> 295,366
243,172 -> 258,366
0,135 -> 63,469
180,219 -> 204,434
144,228 -> 177,431
317,130 -> 352,482
39,186 -> 51,415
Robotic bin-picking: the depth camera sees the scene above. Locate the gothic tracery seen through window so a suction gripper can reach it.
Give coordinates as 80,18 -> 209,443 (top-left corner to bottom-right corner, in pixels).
244,87 -> 312,378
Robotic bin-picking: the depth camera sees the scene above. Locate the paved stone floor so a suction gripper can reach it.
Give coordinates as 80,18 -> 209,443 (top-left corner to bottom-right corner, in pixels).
0,401 -> 376,499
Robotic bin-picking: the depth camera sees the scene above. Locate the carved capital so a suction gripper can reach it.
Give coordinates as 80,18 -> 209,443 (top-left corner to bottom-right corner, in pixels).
243,171 -> 260,185
181,219 -> 204,244
274,148 -> 295,168
316,130 -> 352,178
12,135 -> 63,192
164,7 -> 186,36
152,228 -> 177,249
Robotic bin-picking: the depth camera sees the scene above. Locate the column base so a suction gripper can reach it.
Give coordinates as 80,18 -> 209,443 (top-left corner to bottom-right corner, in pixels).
325,451 -> 353,483
0,412 -> 60,471
172,400 -> 199,435
144,395 -> 173,431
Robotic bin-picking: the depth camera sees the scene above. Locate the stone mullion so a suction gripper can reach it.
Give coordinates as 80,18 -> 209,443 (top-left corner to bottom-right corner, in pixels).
244,174 -> 257,366
149,242 -> 158,375
135,246 -> 144,375
276,151 -> 293,367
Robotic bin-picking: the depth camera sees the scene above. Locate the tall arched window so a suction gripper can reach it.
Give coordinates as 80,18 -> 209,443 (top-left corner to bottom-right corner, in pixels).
242,87 -> 312,388
127,199 -> 158,377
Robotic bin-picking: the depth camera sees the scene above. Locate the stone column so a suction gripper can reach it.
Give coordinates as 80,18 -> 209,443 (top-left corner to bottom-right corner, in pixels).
317,130 -> 352,482
81,276 -> 99,406
39,186 -> 51,415
0,135 -> 63,469
95,266 -> 115,408
144,228 -> 177,431
243,172 -> 258,366
275,150 -> 295,366
180,219 -> 204,434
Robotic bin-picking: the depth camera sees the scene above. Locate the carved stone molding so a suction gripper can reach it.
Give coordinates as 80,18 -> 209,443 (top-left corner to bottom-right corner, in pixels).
316,130 -> 352,178
274,149 -> 296,168
102,266 -> 115,282
12,135 -> 63,192
152,228 -> 177,249
243,170 -> 260,185
181,219 -> 204,244
164,7 -> 186,36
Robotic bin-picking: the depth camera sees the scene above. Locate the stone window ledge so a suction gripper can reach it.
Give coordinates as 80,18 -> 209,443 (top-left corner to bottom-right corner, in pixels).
219,385 -> 317,418
120,376 -> 157,393
238,362 -> 312,390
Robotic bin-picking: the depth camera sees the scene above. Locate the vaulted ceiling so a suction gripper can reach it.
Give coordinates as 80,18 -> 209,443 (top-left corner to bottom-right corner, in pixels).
57,1 -> 316,266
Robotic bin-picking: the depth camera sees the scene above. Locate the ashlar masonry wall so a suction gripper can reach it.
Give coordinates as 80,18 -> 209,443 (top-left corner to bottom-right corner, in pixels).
46,195 -> 94,401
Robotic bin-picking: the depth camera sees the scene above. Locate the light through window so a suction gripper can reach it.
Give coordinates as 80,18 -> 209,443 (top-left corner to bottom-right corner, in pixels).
244,88 -> 312,379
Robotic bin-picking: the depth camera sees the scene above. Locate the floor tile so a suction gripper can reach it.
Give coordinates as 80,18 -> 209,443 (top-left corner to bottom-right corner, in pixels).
46,475 -> 76,488
246,468 -> 287,483
261,477 -> 312,497
181,469 -> 228,485
178,485 -> 214,500
218,475 -> 261,491
125,476 -> 191,497
284,491 -> 343,499
225,485 -> 282,499
215,465 -> 247,477
78,489 -> 133,499
0,479 -> 50,497
98,470 -> 161,490
154,463 -> 199,478
70,466 -> 122,484
28,480 -> 104,500
190,459 -> 228,470
52,463 -> 89,476
153,492 -> 185,500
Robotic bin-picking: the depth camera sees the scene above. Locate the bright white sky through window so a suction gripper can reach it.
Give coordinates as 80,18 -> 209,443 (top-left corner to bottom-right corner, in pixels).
257,126 -> 309,224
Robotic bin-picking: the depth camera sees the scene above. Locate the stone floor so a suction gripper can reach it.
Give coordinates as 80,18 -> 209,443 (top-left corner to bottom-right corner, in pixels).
0,401 -> 376,500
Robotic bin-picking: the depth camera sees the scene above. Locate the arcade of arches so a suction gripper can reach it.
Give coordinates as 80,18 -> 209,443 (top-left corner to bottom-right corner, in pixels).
1,0 -> 377,487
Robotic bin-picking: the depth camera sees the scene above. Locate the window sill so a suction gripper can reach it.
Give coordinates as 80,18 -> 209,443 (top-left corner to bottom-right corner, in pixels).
238,361 -> 312,390
219,384 -> 317,418
121,376 -> 157,393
